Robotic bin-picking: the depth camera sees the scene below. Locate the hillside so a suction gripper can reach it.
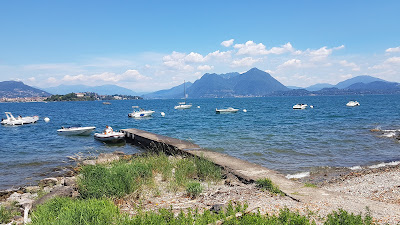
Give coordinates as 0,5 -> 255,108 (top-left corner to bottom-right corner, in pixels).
335,75 -> 386,89
186,68 -> 288,98
0,81 -> 51,98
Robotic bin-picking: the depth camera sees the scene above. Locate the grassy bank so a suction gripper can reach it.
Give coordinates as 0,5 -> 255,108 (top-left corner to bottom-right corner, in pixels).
26,152 -> 375,224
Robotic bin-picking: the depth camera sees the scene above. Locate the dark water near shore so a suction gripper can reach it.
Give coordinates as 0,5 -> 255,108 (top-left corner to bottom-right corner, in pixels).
1,95 -> 400,189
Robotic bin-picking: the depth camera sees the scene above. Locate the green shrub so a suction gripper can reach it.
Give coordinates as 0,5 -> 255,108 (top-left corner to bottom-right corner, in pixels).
186,182 -> 203,198
324,208 -> 373,225
256,178 -> 285,196
30,197 -> 121,225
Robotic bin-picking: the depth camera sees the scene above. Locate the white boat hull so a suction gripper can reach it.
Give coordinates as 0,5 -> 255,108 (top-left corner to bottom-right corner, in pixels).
57,126 -> 96,136
346,101 -> 360,107
293,104 -> 307,110
1,112 -> 39,126
216,108 -> 239,114
94,132 -> 125,142
128,110 -> 155,118
174,104 -> 192,109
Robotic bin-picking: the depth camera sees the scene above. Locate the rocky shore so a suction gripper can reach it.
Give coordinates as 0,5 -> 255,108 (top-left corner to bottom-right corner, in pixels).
1,151 -> 400,224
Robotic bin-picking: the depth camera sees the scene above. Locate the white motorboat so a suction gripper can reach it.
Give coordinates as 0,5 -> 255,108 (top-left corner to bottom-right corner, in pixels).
216,107 -> 239,114
128,106 -> 155,118
346,101 -> 360,107
94,126 -> 125,142
1,112 -> 39,125
293,104 -> 307,110
57,126 -> 96,136
174,81 -> 192,109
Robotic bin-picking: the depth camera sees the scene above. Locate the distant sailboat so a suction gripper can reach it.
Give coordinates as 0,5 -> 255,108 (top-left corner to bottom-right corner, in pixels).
174,81 -> 192,109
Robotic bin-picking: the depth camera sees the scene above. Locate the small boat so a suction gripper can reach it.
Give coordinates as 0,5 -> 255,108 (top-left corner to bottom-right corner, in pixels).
174,81 -> 192,109
128,106 -> 155,118
103,102 -> 111,105
94,126 -> 125,142
293,104 -> 307,110
57,126 -> 96,136
1,112 -> 39,125
346,101 -> 360,107
216,107 -> 239,114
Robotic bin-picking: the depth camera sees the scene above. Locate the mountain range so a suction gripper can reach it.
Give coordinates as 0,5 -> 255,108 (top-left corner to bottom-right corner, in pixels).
1,69 -> 399,99
145,69 -> 400,98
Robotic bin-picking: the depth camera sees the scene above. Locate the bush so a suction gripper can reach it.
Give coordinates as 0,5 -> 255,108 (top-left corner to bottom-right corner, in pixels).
186,182 -> 203,198
256,178 -> 284,196
325,208 -> 373,225
30,197 -> 121,225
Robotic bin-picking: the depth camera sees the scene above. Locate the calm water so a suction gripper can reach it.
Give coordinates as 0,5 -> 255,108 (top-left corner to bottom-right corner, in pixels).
1,95 -> 400,190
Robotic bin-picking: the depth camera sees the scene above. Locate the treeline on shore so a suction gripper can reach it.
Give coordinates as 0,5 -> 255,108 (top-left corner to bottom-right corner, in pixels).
44,92 -> 142,102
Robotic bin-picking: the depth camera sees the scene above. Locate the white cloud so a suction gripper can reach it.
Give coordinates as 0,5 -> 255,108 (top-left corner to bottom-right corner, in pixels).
197,65 -> 214,71
185,52 -> 205,63
304,45 -> 344,61
231,57 -> 260,67
279,59 -> 302,68
221,39 -> 234,47
205,50 -> 232,61
386,46 -> 400,53
386,57 -> 400,64
61,70 -> 151,83
234,41 -> 268,55
339,60 -> 360,71
267,42 -> 294,54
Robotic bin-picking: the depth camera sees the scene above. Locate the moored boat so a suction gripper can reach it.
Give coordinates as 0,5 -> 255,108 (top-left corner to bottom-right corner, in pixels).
57,126 -> 96,136
346,100 -> 360,107
1,112 -> 39,125
94,126 -> 125,142
293,104 -> 307,110
216,107 -> 239,114
128,106 -> 155,118
174,81 -> 192,109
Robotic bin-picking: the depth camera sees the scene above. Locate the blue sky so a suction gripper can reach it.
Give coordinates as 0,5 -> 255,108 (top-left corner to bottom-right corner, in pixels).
1,0 -> 399,92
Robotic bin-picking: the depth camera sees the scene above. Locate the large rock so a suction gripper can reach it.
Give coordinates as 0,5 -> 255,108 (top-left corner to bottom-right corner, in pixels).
39,178 -> 58,187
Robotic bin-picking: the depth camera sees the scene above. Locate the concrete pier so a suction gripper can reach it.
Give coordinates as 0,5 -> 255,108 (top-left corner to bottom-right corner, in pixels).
121,128 -> 400,216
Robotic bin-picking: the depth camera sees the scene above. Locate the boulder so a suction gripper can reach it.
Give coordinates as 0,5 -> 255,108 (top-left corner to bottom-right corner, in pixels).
39,178 -> 58,187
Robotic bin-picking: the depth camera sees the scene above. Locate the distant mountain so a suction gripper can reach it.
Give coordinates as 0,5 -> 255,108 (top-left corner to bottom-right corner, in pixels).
335,75 -> 386,89
287,86 -> 304,89
306,83 -> 335,91
143,82 -> 193,99
185,68 -> 288,98
346,81 -> 400,91
0,81 -> 51,98
43,84 -> 137,95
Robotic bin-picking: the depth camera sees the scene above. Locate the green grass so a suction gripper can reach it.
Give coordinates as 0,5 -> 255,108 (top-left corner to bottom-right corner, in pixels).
30,198 -> 375,225
0,203 -> 21,224
78,161 -> 153,198
304,182 -> 318,188
30,197 -> 121,225
256,178 -> 285,196
77,153 -> 222,199
186,182 -> 203,198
